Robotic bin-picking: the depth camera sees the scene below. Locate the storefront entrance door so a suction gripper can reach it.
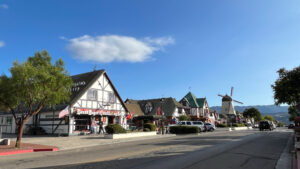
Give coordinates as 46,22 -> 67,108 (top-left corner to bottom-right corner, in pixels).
75,115 -> 90,131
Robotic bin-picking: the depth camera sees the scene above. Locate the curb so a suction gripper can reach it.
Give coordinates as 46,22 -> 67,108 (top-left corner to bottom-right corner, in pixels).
0,149 -> 33,156
0,147 -> 58,156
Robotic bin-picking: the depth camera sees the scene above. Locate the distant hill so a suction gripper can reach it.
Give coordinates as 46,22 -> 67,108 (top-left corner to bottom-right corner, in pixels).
210,105 -> 290,124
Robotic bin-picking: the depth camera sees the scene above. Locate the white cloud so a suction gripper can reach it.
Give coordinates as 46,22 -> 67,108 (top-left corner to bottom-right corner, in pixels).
65,35 -> 175,63
0,4 -> 8,9
0,41 -> 5,48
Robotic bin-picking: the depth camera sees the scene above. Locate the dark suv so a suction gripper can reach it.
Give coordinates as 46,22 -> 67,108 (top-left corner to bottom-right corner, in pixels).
259,121 -> 274,131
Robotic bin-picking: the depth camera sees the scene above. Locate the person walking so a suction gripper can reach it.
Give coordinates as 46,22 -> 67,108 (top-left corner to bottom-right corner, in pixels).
99,121 -> 105,134
90,119 -> 95,134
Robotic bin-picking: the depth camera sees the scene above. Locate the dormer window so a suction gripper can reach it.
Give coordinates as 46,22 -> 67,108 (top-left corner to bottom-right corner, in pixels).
145,102 -> 153,114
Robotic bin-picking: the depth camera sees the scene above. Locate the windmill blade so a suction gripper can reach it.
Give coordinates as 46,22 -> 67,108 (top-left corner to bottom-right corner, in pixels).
231,87 -> 234,97
233,99 -> 243,104
218,94 -> 224,97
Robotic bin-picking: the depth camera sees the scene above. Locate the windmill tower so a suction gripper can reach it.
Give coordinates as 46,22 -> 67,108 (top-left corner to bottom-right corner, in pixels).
218,87 -> 243,115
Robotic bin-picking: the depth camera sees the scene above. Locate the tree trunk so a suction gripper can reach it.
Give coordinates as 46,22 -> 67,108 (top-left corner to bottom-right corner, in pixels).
15,122 -> 25,148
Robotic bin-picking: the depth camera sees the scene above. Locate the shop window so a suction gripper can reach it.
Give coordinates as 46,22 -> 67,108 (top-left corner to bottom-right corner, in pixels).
87,89 -> 98,100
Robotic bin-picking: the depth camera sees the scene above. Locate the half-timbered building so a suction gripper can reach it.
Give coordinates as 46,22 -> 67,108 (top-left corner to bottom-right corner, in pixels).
0,69 -> 128,135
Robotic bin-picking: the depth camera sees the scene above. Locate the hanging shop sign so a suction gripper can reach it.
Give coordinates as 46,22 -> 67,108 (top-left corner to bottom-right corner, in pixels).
74,108 -> 121,116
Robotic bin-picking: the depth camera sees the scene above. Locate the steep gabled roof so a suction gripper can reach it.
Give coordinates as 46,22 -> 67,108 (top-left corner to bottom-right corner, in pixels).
181,92 -> 199,108
69,70 -> 105,105
125,103 -> 143,116
126,97 -> 184,117
196,98 -> 206,108
46,69 -> 128,112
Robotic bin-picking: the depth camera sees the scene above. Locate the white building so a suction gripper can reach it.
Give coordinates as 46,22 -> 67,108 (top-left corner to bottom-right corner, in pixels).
0,69 -> 129,135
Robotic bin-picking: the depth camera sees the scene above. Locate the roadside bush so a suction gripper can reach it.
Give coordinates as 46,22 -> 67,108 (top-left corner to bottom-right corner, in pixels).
232,123 -> 245,127
178,115 -> 191,121
277,122 -> 284,127
143,123 -> 156,131
143,128 -> 151,132
105,124 -> 126,134
217,124 -> 227,128
26,125 -> 46,135
169,126 -> 199,134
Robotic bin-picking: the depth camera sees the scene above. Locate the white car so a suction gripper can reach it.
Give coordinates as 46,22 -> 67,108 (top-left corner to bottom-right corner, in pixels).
177,121 -> 206,132
204,122 -> 216,131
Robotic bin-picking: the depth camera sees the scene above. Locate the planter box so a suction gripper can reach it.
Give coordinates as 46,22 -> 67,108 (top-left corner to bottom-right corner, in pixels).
216,128 -> 231,131
231,127 -> 253,131
104,131 -> 157,139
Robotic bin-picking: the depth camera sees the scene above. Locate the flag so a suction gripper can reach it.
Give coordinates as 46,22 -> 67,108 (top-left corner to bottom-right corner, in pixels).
59,106 -> 69,118
156,107 -> 162,115
126,113 -> 132,120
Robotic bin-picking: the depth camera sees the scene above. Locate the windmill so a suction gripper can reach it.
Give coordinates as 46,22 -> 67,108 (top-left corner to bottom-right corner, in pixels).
218,87 -> 243,115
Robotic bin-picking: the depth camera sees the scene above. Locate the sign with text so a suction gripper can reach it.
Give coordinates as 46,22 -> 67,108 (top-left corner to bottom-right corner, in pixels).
74,108 -> 121,116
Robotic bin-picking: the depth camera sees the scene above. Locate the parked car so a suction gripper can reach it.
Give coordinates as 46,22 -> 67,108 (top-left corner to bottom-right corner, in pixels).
176,121 -> 206,132
259,121 -> 274,131
288,123 -> 295,129
204,123 -> 215,131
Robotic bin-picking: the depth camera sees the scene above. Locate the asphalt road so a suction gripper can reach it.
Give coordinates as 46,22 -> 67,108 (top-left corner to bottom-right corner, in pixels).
0,128 -> 292,169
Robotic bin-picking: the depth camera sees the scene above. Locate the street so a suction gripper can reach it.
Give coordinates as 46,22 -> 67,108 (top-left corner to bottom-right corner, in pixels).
0,129 -> 292,169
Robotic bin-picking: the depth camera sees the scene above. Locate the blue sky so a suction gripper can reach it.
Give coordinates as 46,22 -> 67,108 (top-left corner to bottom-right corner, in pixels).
0,0 -> 300,106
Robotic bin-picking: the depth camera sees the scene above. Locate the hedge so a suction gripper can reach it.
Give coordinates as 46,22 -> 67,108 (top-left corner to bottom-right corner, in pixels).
169,126 -> 200,134
143,123 -> 156,131
217,124 -> 227,128
232,123 -> 245,127
105,124 -> 126,134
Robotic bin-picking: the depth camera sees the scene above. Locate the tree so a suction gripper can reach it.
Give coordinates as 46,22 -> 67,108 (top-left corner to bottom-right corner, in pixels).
272,66 -> 300,113
243,107 -> 263,122
178,115 -> 191,121
0,51 -> 73,148
288,106 -> 299,121
264,115 -> 274,121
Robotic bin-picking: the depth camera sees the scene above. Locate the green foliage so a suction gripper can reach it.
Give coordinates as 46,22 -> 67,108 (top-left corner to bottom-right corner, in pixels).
264,115 -> 274,121
232,123 -> 245,127
217,123 -> 228,127
243,108 -> 263,122
0,50 -> 73,110
178,115 -> 191,121
143,128 -> 151,132
105,124 -> 126,134
272,66 -> 300,112
277,122 -> 284,127
169,126 -> 200,134
0,50 -> 73,148
143,123 -> 156,131
288,106 -> 299,121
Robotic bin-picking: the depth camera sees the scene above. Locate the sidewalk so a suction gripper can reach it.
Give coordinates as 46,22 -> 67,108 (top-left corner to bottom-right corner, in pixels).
5,134 -> 175,151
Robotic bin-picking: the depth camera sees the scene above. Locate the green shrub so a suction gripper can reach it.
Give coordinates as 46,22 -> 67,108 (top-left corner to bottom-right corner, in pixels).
143,128 -> 151,132
278,122 -> 284,127
169,126 -> 199,134
105,124 -> 126,134
178,115 -> 191,121
26,125 -> 46,135
143,123 -> 156,131
232,123 -> 245,127
217,124 -> 227,128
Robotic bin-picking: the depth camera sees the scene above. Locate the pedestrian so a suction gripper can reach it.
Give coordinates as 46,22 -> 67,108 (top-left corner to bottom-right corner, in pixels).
90,119 -> 95,134
99,121 -> 104,134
